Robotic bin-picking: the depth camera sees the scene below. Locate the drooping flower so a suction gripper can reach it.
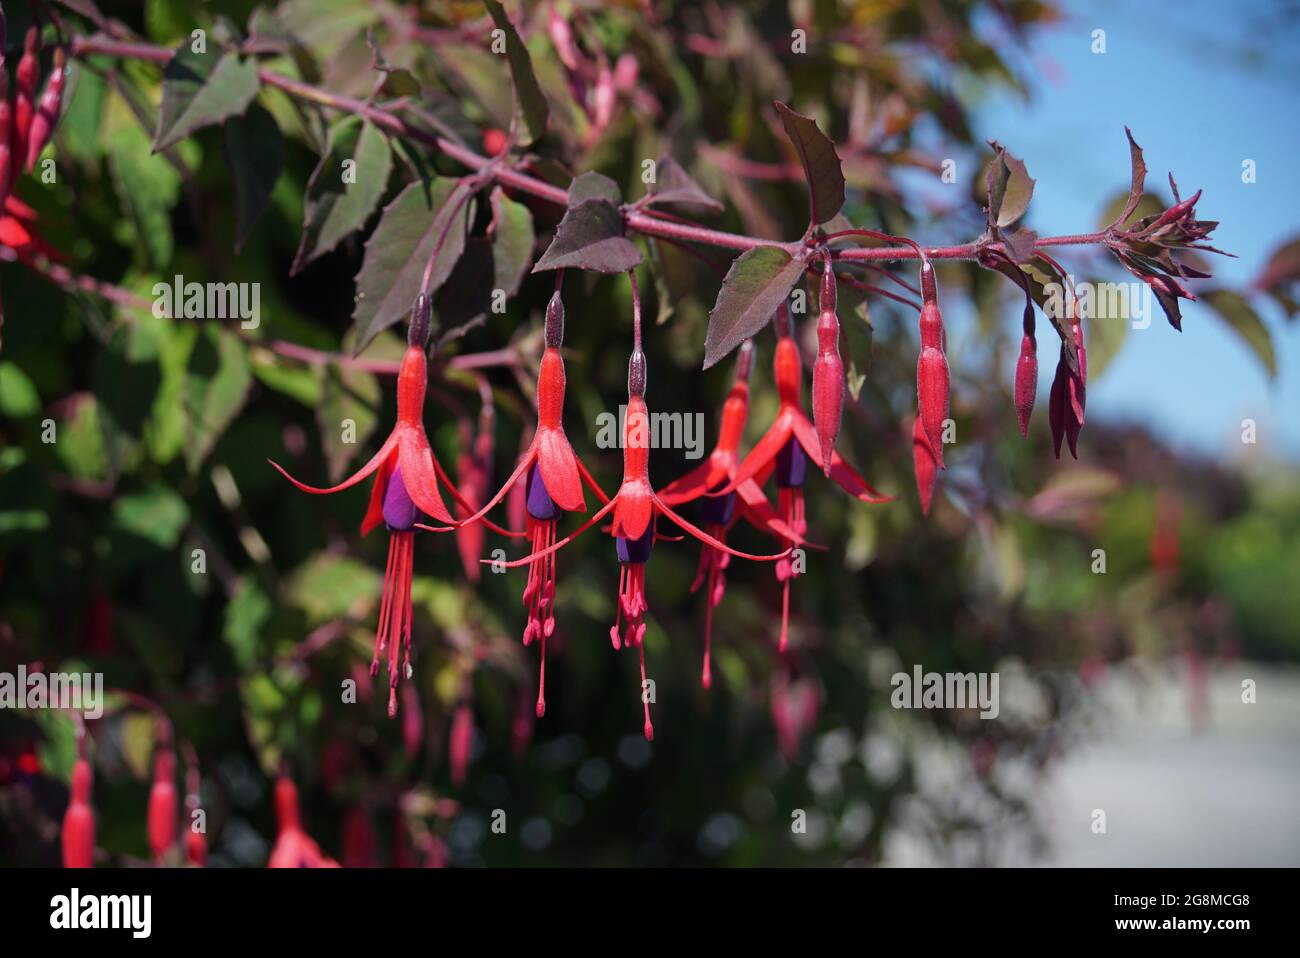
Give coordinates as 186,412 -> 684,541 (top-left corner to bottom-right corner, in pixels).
656,340 -> 809,688
715,304 -> 889,651
1049,295 -> 1086,459
449,703 -> 474,786
147,749 -> 176,864
268,776 -> 339,869
341,804 -> 378,867
61,757 -> 95,869
490,274 -> 790,739
811,257 -> 845,473
269,296 -> 517,717
916,260 -> 950,468
457,291 -> 608,718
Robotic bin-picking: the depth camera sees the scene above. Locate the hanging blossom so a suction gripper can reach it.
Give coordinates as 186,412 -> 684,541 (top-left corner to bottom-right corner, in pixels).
490,272 -> 790,740
459,290 -> 608,719
61,756 -> 94,869
268,776 -> 338,869
714,297 -> 889,652
0,26 -> 65,264
146,747 -> 176,864
269,295 -> 517,717
656,340 -> 809,688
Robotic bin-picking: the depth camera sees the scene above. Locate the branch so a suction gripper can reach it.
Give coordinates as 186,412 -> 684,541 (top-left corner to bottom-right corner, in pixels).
68,34 -> 1116,266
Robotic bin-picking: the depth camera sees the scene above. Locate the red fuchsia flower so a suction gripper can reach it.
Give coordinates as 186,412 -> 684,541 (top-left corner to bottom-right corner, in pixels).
183,754 -> 206,866
770,662 -> 821,764
449,703 -> 474,786
1048,295 -> 1086,459
1013,297 -> 1038,438
61,757 -> 95,869
715,303 -> 889,652
656,340 -> 809,688
269,296 -> 516,718
491,274 -> 790,740
267,776 -> 339,868
147,749 -> 177,864
912,415 -> 939,517
341,804 -> 378,867
811,257 -> 846,473
458,291 -> 609,719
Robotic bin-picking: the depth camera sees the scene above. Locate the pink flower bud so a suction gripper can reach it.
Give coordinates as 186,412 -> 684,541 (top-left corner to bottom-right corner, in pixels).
1014,333 -> 1037,438
449,705 -> 474,787
917,346 -> 949,468
147,750 -> 177,861
26,48 -> 66,170
62,758 -> 95,868
1048,352 -> 1068,459
811,264 -> 844,475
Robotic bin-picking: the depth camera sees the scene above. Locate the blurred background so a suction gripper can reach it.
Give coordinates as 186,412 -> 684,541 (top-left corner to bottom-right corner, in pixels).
1,0 -> 1297,867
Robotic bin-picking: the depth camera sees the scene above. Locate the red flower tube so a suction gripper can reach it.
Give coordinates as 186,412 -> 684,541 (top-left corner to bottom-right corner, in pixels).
490,274 -> 789,739
456,291 -> 608,718
270,296 -> 518,717
61,757 -> 95,869
147,749 -> 177,863
267,776 -> 338,868
714,304 -> 889,651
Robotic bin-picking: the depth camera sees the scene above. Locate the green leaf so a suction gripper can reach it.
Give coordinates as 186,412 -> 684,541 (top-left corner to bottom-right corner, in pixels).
1203,289 -> 1275,379
532,198 -> 641,274
292,117 -> 394,274
108,109 -> 180,268
0,362 -> 40,416
489,187 -> 535,300
352,178 -> 476,352
154,44 -> 261,151
223,103 -> 284,250
224,575 -> 273,671
647,156 -> 723,215
286,553 -> 380,624
774,101 -> 845,225
482,0 -> 549,145
703,246 -> 809,368
184,324 -> 253,471
112,485 -> 190,548
316,362 -> 381,482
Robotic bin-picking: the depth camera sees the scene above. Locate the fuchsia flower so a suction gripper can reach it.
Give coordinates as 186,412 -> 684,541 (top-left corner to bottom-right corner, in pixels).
1048,294 -> 1087,458
656,340 -> 808,688
146,749 -> 176,864
491,274 -> 790,740
714,303 -> 889,651
268,776 -> 338,869
459,291 -> 609,718
61,757 -> 94,869
270,296 -> 516,717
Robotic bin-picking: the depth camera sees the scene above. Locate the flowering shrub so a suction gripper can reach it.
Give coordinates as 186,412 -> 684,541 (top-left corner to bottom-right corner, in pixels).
0,0 -> 1291,868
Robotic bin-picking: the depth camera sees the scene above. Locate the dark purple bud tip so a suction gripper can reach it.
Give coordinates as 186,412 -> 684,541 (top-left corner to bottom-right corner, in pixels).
544,292 -> 565,349
628,349 -> 647,398
735,340 -> 754,383
698,482 -> 736,525
920,260 -> 937,303
525,462 -> 560,521
408,294 -> 432,349
383,465 -> 420,531
616,523 -> 655,564
775,436 -> 808,489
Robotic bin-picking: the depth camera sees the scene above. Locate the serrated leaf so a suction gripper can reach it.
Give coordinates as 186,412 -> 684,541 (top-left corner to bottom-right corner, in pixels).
532,198 -> 641,274
568,171 -> 621,206
482,0 -> 549,145
223,103 -> 284,251
1203,289 -> 1275,379
184,324 -> 253,472
774,101 -> 845,225
317,362 -> 381,482
647,156 -> 724,214
1111,127 -> 1148,229
154,45 -> 261,151
352,178 -> 476,352
292,117 -> 393,273
703,246 -> 808,368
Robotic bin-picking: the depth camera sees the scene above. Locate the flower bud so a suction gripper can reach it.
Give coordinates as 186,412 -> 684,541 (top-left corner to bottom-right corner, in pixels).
912,416 -> 938,516
627,348 -> 647,398
26,48 -> 66,171
61,758 -> 95,869
812,308 -> 844,476
1014,333 -> 1037,438
11,28 -> 40,183
1048,351 -> 1068,460
544,290 -> 565,348
917,346 -> 949,468
449,705 -> 474,786
147,750 -> 177,861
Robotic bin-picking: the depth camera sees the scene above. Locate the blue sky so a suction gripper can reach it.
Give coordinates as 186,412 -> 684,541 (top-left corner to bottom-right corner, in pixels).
968,0 -> 1300,462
